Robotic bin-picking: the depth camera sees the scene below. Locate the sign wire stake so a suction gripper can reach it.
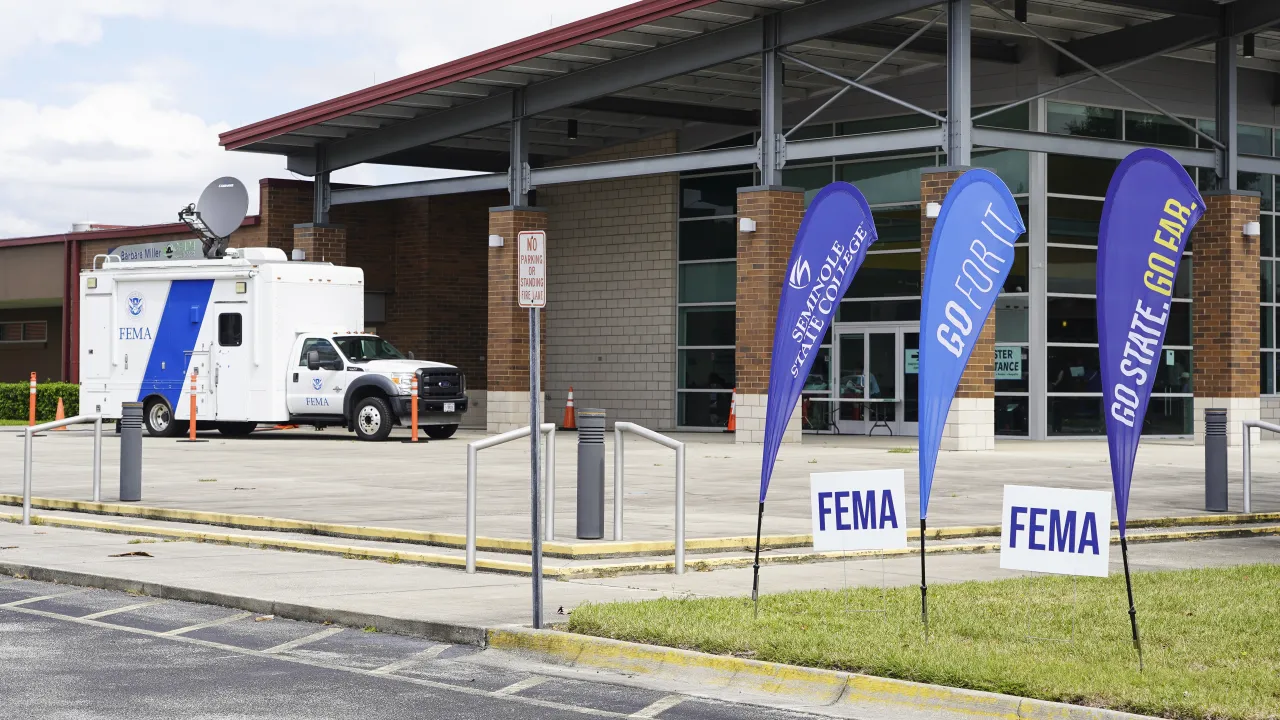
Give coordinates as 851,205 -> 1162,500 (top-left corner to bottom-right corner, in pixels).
1120,534 -> 1144,671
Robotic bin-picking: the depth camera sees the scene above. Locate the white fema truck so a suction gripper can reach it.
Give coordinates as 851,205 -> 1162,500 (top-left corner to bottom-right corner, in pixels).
78,247 -> 468,441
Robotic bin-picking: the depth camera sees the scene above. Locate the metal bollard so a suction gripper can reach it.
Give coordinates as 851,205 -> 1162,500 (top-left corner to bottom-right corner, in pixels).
1204,408 -> 1228,512
576,409 -> 606,540
120,402 -> 143,502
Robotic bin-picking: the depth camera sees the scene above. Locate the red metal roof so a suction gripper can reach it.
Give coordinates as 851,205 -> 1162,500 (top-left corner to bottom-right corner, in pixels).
219,0 -> 721,151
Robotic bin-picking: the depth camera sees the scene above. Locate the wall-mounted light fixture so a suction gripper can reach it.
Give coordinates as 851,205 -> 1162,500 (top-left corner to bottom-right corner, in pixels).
926,202 -> 942,219
291,248 -> 306,261
1244,221 -> 1261,237
739,217 -> 757,233
488,234 -> 505,247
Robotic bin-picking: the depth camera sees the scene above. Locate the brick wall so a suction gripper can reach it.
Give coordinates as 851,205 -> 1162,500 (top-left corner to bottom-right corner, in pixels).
735,188 -> 805,396
488,208 -> 548,393
1193,191 -> 1261,398
920,168 -> 994,399
292,224 -> 347,266
260,179 -> 312,253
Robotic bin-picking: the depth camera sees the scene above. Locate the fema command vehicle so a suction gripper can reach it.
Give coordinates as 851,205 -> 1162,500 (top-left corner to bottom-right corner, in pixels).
78,247 -> 468,441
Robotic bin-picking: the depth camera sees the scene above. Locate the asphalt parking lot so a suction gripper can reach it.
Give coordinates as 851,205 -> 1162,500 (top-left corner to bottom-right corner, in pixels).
0,576 -> 823,720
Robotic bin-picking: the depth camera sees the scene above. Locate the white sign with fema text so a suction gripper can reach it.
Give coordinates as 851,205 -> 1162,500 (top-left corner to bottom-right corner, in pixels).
811,470 -> 908,552
518,230 -> 547,308
1000,485 -> 1111,577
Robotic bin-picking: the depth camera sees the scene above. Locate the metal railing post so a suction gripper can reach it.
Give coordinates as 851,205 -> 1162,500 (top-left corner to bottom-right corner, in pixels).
17,414 -> 106,525
466,443 -> 478,573
92,417 -> 103,503
675,443 -> 685,574
22,428 -> 33,526
466,424 -> 556,574
544,424 -> 555,541
1243,421 -> 1254,514
613,425 -> 624,541
612,422 -> 685,574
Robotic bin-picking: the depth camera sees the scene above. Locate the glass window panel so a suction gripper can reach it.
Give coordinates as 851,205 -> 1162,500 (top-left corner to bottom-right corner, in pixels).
1263,352 -> 1276,395
1142,397 -> 1191,435
678,349 -> 734,389
1263,260 -> 1274,304
679,307 -> 735,347
787,123 -> 833,140
1239,124 -> 1272,156
1238,172 -> 1273,212
1167,301 -> 1191,347
1047,297 -> 1098,343
1264,306 -> 1275,350
871,206 -> 922,248
996,297 -> 1029,343
1048,396 -> 1104,436
995,344 -> 1029,393
0,323 -> 19,342
1048,155 -> 1118,197
838,156 -> 928,205
1174,255 -> 1191,300
1263,215 -> 1274,258
782,165 -> 834,207
23,322 -> 47,342
679,218 -> 736,261
904,332 -> 919,423
1198,118 -> 1216,149
846,252 -> 921,298
803,346 -> 832,392
1004,245 -> 1029,293
1124,111 -> 1195,147
837,299 -> 921,323
974,149 -> 1029,194
1047,345 -> 1102,393
678,262 -> 736,303
1048,246 -> 1096,294
1047,197 -> 1103,245
974,104 -> 1030,130
869,333 -> 897,401
679,173 -> 752,218
217,313 -> 243,347
996,396 -> 1029,437
838,114 -> 937,136
1150,348 -> 1192,394
1047,103 -> 1120,139
678,391 -> 733,428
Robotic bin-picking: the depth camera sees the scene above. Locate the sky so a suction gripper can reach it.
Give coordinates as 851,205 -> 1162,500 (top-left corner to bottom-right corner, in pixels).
0,0 -> 634,238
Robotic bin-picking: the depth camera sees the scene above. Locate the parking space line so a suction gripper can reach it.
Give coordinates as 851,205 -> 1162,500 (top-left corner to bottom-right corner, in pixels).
0,589 -> 83,607
370,643 -> 451,674
159,611 -> 253,636
80,599 -> 166,620
630,694 -> 686,718
263,626 -> 345,654
491,675 -> 549,696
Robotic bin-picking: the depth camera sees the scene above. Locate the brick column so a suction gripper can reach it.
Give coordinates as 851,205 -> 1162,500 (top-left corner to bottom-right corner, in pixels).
920,167 -> 995,451
488,206 -> 547,432
292,223 -> 347,265
1193,190 -> 1261,446
735,186 -> 804,444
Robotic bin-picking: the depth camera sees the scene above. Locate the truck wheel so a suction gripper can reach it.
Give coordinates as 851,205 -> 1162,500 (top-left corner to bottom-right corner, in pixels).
425,424 -> 458,440
353,397 -> 394,442
216,422 -> 258,437
144,398 -> 180,438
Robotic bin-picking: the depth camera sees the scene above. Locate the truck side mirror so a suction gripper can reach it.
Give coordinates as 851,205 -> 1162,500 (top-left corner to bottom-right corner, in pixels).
307,350 -> 321,371
407,351 -> 415,360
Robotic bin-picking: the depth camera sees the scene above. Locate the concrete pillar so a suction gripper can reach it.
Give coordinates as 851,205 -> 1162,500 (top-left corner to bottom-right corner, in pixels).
292,223 -> 346,265
1193,190 -> 1261,446
734,186 -> 804,444
487,205 -> 547,432
921,167 -> 994,451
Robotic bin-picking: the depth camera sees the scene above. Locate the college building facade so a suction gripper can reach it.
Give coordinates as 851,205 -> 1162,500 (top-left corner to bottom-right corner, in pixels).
3,0 -> 1279,446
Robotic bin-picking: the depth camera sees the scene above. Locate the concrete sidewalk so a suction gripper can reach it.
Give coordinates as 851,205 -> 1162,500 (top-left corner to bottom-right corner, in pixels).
1,520 -> 1275,633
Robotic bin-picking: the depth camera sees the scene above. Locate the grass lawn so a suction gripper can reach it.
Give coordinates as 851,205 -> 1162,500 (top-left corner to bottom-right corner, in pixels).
567,564 -> 1280,720
0,419 -> 32,426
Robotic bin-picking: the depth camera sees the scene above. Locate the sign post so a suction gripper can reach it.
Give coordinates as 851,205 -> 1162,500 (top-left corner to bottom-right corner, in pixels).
518,230 -> 547,629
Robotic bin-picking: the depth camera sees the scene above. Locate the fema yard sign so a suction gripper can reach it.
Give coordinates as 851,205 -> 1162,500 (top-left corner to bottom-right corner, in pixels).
810,470 -> 908,552
1000,485 -> 1111,577
518,230 -> 547,308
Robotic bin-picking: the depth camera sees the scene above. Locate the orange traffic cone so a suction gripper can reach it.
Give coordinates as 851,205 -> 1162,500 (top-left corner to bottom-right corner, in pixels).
726,388 -> 737,433
562,386 -> 577,430
54,397 -> 67,430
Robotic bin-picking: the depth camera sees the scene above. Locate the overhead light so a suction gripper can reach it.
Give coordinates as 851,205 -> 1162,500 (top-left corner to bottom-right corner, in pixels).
1244,34 -> 1256,59
567,119 -> 578,140
1245,221 -> 1261,237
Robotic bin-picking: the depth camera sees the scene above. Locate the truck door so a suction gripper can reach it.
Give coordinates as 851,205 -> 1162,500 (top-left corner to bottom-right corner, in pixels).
286,337 -> 344,416
212,303 -> 251,421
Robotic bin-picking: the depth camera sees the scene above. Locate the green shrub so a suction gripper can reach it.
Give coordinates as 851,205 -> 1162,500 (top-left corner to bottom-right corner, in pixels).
0,382 -> 80,421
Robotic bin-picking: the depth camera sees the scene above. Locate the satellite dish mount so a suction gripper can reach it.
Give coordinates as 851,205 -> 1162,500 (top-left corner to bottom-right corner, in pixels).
180,177 -> 249,259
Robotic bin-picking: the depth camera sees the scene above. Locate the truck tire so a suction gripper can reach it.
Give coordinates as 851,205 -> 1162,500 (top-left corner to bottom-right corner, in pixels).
353,396 -> 394,442
216,422 -> 258,437
144,397 -> 180,438
425,424 -> 458,440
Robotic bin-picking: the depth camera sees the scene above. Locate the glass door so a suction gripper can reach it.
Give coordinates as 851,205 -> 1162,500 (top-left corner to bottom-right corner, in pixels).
828,324 -> 917,436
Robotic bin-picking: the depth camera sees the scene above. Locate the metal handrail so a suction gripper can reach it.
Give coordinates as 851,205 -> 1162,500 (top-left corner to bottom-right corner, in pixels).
22,415 -> 104,525
466,423 -> 555,573
613,422 -> 686,574
1241,420 -> 1277,514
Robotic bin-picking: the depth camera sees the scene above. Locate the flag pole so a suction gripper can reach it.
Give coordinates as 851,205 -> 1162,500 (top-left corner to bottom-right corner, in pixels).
919,518 -> 928,638
1119,533 -> 1143,671
751,502 -> 765,618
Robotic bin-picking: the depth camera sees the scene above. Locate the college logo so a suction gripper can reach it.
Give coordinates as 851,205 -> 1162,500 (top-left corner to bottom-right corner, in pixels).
788,259 -> 812,290
126,292 -> 145,317
312,378 -> 324,391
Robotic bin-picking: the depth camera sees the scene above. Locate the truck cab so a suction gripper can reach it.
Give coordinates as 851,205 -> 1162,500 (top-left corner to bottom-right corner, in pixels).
286,332 -> 467,441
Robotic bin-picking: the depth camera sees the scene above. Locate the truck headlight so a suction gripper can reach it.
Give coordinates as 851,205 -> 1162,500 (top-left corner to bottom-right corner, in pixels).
390,373 -> 415,394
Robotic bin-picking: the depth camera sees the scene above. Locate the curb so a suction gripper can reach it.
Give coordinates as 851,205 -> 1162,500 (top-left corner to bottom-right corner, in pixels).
487,627 -> 1156,720
0,560 -> 487,646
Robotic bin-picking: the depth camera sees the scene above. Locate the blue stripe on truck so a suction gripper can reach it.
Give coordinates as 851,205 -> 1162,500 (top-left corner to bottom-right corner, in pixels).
137,279 -> 214,409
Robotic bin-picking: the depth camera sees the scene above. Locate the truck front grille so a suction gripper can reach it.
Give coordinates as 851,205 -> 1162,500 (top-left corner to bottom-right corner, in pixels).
419,370 -> 463,397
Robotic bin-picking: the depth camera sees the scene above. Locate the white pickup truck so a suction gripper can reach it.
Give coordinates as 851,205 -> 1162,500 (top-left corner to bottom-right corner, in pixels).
78,247 -> 468,441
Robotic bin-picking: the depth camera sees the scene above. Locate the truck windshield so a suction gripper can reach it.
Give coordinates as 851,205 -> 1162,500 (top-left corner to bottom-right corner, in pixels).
334,336 -> 405,362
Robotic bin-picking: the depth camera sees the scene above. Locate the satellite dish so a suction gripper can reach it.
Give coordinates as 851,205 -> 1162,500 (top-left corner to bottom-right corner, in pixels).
178,177 -> 249,259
